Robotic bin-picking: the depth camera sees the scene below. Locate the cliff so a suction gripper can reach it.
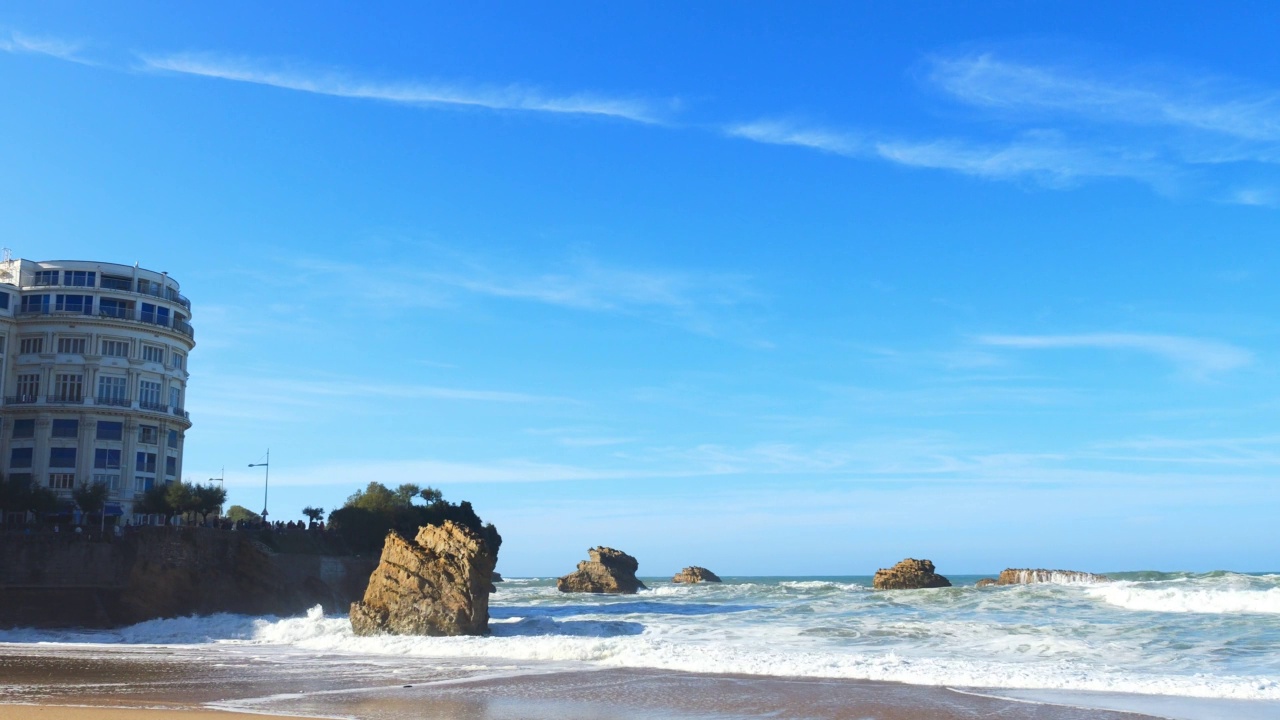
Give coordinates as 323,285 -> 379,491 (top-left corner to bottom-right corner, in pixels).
0,527 -> 377,628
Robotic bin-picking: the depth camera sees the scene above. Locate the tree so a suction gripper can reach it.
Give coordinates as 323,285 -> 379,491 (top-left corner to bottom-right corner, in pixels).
135,485 -> 171,516
302,506 -> 325,524
327,482 -> 501,555
165,481 -> 195,521
191,483 -> 227,523
0,474 -> 58,520
72,481 -> 109,520
225,505 -> 262,524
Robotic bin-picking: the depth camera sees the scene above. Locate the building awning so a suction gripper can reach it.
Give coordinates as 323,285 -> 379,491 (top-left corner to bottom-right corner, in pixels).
104,503 -> 124,517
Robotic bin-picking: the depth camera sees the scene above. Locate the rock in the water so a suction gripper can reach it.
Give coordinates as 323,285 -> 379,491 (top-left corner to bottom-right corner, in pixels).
350,521 -> 496,636
996,568 -> 1108,585
672,566 -> 722,584
975,578 -> 997,587
556,546 -> 645,594
492,572 -> 504,583
872,558 -> 952,590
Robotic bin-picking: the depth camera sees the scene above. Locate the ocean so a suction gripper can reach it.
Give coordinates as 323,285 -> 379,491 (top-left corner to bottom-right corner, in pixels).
1,572 -> 1277,719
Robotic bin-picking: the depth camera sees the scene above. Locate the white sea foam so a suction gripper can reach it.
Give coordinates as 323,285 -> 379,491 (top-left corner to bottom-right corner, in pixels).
1088,584 -> 1280,614
4,573 -> 1278,706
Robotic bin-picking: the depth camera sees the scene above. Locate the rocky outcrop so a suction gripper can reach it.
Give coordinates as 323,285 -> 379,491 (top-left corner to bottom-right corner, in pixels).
350,521 -> 496,637
492,572 -> 504,583
672,566 -> 722,584
996,568 -> 1108,585
0,527 -> 377,628
872,558 -> 952,590
557,546 -> 645,594
975,578 -> 997,587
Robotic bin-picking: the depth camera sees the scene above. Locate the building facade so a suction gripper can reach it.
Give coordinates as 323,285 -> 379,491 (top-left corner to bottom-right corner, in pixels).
0,258 -> 193,522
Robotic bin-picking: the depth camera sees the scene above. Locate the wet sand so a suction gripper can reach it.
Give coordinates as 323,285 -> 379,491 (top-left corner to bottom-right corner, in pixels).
0,648 -> 1162,720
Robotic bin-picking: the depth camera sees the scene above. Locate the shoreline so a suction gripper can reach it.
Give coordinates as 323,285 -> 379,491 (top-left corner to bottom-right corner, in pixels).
1,660 -> 1165,720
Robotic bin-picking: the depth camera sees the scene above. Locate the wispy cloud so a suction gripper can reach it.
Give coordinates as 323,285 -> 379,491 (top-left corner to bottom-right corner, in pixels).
928,53 -> 1280,143
0,30 -> 90,64
724,120 -> 864,156
978,333 -> 1253,377
290,252 -> 759,338
139,51 -> 666,124
1226,187 -> 1280,207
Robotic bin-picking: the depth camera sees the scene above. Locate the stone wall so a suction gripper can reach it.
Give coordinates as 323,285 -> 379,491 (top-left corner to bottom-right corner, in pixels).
0,527 -> 377,628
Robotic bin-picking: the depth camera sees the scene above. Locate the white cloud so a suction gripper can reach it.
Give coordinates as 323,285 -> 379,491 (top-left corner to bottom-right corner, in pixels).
977,333 -> 1253,377
928,53 -> 1280,143
1226,187 -> 1280,207
724,120 -> 864,156
139,52 -> 665,124
0,30 -> 90,64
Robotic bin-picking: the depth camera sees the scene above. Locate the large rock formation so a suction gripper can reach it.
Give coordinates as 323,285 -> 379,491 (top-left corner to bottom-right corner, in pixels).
872,558 -> 952,590
975,578 -> 997,587
557,546 -> 645,594
996,568 -> 1108,585
672,566 -> 722,584
350,521 -> 496,636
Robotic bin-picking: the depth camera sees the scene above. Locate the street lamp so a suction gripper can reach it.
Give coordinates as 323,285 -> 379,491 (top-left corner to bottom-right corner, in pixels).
209,468 -> 225,517
248,449 -> 269,522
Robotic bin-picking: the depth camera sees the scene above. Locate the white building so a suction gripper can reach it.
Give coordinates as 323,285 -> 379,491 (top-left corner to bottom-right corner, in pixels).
0,258 -> 194,523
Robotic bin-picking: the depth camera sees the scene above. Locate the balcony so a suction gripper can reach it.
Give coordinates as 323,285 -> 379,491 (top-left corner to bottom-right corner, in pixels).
139,400 -> 168,413
46,394 -> 85,405
4,395 -> 39,405
96,395 -> 132,408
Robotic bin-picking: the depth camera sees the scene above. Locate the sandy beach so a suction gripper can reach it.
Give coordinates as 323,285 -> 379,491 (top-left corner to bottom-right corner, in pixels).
0,647 -> 1159,720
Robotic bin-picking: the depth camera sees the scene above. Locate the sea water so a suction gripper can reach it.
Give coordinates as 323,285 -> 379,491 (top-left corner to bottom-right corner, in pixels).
1,572 -> 1277,718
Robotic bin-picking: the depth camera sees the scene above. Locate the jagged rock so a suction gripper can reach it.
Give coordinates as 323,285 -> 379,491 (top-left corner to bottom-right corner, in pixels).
975,578 -> 997,587
492,572 -> 504,583
996,568 -> 1108,585
350,521 -> 496,636
672,566 -> 722,584
557,546 -> 645,594
872,558 -> 952,590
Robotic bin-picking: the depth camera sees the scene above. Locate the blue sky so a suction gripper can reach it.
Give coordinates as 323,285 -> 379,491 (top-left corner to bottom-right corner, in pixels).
3,2 -> 1278,575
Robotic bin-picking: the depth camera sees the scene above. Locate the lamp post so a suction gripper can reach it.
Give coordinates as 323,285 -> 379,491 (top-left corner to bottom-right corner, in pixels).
249,450 -> 269,523
209,468 -> 225,518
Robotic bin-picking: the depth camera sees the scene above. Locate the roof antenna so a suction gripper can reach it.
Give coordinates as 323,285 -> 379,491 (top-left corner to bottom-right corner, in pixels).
1,248 -> 11,263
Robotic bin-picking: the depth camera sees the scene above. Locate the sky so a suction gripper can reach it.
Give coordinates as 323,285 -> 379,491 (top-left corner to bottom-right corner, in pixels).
2,1 -> 1278,576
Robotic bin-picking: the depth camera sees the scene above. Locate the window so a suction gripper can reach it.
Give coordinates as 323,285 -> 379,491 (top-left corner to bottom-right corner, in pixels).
171,353 -> 184,370
101,274 -> 131,291
48,473 -> 75,490
137,476 -> 155,492
142,345 -> 165,363
97,421 -> 123,441
169,386 -> 181,410
94,449 -> 122,470
33,270 -> 58,286
8,473 -> 32,488
93,473 -> 121,491
16,374 -> 40,401
97,376 -> 128,406
65,271 -> 95,287
9,447 -> 32,468
57,337 -> 87,354
20,294 -> 49,314
13,419 -> 35,439
52,419 -> 79,438
140,303 -> 170,327
0,336 -> 6,354
0,292 -> 8,310
137,278 -> 160,296
139,380 -> 162,410
167,429 -> 179,449
19,337 -> 43,354
165,456 -> 177,477
138,425 -> 158,445
53,374 -> 83,402
136,451 -> 157,473
55,294 -> 92,314
101,339 -> 129,357
49,447 -> 76,468
99,297 -> 131,319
